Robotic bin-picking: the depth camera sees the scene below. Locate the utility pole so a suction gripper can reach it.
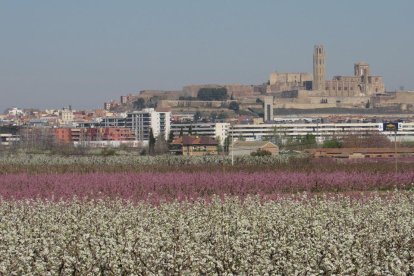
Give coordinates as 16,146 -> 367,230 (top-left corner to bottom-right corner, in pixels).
395,129 -> 398,173
231,124 -> 234,166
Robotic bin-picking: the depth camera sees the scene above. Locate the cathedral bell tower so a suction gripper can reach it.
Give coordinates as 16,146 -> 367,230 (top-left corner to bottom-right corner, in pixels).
313,45 -> 326,91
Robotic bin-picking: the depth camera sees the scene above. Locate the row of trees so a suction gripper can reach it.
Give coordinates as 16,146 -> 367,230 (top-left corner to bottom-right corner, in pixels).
262,128 -> 393,150
0,125 -> 399,157
321,131 -> 393,149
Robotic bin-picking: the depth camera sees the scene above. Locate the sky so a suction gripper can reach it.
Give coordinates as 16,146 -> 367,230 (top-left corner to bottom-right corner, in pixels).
1,0 -> 413,112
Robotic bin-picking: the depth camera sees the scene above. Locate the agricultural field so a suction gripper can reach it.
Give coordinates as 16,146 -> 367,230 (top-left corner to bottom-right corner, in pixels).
1,155 -> 414,274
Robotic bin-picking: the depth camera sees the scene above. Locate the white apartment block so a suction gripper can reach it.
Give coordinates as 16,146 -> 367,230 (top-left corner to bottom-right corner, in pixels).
170,122 -> 229,145
98,109 -> 171,143
126,108 -> 171,143
171,122 -> 414,143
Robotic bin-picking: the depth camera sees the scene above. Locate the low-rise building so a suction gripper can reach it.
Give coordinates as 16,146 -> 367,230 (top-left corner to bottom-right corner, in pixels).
232,141 -> 279,156
171,135 -> 218,156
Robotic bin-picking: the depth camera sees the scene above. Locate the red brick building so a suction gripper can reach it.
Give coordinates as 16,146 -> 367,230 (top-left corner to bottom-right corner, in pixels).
54,127 -> 135,144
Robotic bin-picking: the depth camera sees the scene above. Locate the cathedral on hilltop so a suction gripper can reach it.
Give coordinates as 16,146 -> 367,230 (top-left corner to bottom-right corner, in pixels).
265,45 -> 402,110
117,45 -> 414,113
313,45 -> 385,96
268,45 -> 385,96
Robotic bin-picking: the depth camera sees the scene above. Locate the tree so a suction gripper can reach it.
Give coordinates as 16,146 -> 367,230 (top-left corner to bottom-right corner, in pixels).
223,137 -> 231,154
210,111 -> 218,122
301,134 -> 317,149
194,111 -> 202,122
178,96 -> 195,101
0,125 -> 19,135
342,131 -> 392,148
322,139 -> 342,148
148,128 -> 156,155
188,125 -> 193,135
216,136 -> 223,154
133,98 -> 146,110
266,126 -> 282,146
167,130 -> 174,144
154,134 -> 169,155
146,96 -> 160,108
218,112 -> 228,120
228,101 -> 240,112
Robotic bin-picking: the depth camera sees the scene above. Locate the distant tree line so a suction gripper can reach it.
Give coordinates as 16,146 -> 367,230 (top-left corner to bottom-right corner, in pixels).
132,96 -> 160,110
197,88 -> 228,101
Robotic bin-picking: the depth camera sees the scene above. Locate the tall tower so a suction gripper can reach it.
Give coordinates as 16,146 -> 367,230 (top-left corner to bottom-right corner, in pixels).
313,45 -> 326,91
354,62 -> 370,94
263,96 -> 274,122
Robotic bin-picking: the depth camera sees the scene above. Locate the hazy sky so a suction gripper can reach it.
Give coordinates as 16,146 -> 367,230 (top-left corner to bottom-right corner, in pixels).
1,0 -> 413,112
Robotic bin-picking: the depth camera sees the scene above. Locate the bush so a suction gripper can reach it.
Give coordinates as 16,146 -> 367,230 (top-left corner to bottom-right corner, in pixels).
100,148 -> 117,157
228,101 -> 240,112
322,139 -> 342,148
250,149 -> 272,157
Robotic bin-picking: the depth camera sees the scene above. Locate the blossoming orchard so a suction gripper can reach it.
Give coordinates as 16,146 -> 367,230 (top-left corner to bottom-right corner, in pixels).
1,155 -> 414,274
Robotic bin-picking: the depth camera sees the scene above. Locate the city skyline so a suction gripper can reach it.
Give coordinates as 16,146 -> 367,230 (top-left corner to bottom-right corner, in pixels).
1,0 -> 413,112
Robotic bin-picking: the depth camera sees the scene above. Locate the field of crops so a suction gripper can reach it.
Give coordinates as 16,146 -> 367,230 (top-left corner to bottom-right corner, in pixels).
1,153 -> 414,174
1,171 -> 414,202
1,155 -> 414,274
1,194 -> 414,274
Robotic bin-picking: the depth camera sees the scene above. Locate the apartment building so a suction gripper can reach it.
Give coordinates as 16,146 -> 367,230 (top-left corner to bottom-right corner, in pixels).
54,127 -> 135,144
58,108 -> 74,125
170,122 -> 229,144
100,108 -> 171,143
0,133 -> 20,146
229,122 -> 414,143
54,128 -> 72,144
171,122 -> 414,143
